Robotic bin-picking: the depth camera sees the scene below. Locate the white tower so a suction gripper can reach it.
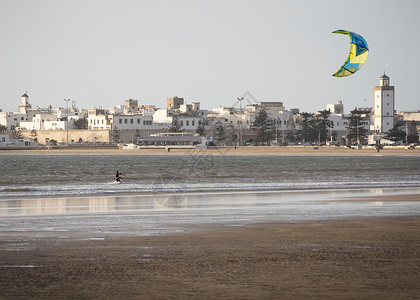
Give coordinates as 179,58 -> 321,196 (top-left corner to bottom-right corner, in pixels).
18,93 -> 32,113
374,73 -> 394,133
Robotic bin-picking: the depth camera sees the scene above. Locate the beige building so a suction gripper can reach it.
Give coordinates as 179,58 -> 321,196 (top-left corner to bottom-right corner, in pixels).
167,96 -> 184,109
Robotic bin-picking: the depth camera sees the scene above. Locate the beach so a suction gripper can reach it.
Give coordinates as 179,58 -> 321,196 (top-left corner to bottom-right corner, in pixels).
1,189 -> 420,299
1,147 -> 419,299
0,145 -> 419,156
1,215 -> 420,299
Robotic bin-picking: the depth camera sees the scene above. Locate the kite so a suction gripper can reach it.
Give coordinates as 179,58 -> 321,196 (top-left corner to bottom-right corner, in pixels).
332,29 -> 369,77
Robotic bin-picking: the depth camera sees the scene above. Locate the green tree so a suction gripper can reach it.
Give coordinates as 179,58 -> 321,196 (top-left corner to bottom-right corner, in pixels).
314,110 -> 332,144
169,115 -> 183,132
73,118 -> 88,129
134,129 -> 142,138
30,129 -> 38,142
406,121 -> 419,144
285,128 -> 300,144
298,113 -> 317,144
346,110 -> 368,145
12,129 -> 23,139
384,123 -> 405,143
195,119 -> 206,136
213,120 -> 227,145
252,110 -> 273,145
133,129 -> 142,144
111,126 -> 121,143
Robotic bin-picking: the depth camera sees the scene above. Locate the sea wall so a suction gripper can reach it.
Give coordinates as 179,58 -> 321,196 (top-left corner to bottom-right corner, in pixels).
21,129 -> 110,144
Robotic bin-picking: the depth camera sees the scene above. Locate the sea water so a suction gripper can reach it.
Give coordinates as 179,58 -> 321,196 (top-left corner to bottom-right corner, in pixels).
1,154 -> 420,238
0,154 -> 419,199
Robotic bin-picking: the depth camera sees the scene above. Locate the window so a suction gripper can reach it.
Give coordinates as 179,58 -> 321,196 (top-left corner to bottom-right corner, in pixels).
192,120 -> 195,126
180,121 -> 183,126
119,119 -> 122,124
124,119 -> 128,124
337,122 -> 340,126
130,119 -> 133,124
21,117 -> 24,120
186,120 -> 189,126
137,119 -> 140,124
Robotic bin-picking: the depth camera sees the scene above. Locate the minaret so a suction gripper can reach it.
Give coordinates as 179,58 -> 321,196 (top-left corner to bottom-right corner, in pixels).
18,93 -> 32,113
373,73 -> 395,133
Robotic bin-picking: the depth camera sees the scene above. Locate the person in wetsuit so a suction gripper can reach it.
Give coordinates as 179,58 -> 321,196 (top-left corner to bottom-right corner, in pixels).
115,170 -> 122,182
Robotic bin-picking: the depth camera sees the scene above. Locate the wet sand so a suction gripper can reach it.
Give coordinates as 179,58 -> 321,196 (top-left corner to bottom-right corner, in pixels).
1,189 -> 420,299
1,216 -> 419,299
1,184 -> 419,298
0,145 -> 419,156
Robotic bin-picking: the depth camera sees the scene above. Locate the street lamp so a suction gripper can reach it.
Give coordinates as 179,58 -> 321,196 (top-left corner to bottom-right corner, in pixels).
237,97 -> 244,146
64,99 -> 71,145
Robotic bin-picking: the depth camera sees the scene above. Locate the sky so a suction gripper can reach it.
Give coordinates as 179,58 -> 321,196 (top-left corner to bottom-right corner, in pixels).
1,0 -> 419,114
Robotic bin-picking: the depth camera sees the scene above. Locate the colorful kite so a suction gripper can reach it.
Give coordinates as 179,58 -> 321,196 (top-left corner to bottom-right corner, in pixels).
332,29 -> 369,77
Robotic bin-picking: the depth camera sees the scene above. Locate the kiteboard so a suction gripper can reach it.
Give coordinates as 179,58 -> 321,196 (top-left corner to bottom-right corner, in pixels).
108,179 -> 123,184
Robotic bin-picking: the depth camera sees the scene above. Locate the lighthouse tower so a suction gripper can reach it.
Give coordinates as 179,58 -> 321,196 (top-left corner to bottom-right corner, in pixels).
373,73 -> 395,133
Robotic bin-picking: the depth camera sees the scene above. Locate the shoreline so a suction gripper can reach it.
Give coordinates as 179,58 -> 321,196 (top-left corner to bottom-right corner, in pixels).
1,145 -> 419,156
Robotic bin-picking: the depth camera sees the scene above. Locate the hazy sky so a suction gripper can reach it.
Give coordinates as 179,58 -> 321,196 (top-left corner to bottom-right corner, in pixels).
1,0 -> 419,114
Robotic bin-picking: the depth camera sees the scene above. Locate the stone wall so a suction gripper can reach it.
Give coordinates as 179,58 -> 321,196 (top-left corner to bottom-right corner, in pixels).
21,129 -> 110,144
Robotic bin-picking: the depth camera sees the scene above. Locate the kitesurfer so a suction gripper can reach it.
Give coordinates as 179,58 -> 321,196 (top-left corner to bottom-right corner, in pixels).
115,170 -> 122,182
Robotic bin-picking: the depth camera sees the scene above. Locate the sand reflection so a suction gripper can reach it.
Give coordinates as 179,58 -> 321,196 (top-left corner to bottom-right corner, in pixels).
1,188 -> 420,217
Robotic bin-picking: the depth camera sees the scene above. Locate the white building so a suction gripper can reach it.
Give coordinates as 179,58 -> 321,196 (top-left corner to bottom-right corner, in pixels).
153,101 -> 208,131
88,108 -> 159,131
88,108 -> 111,130
112,114 -> 155,130
0,133 -> 10,146
374,73 -> 395,133
209,106 -> 252,129
152,109 -> 173,125
19,112 -> 58,130
0,111 -> 27,129
327,101 -> 344,114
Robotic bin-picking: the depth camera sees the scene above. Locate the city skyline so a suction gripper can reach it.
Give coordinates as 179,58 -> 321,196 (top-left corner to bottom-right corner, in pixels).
1,0 -> 419,114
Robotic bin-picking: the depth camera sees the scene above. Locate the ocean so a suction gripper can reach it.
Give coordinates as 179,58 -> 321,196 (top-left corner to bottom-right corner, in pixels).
1,154 -> 419,199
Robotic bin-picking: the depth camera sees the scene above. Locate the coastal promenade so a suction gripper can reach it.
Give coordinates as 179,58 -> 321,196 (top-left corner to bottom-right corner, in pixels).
0,145 -> 419,156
